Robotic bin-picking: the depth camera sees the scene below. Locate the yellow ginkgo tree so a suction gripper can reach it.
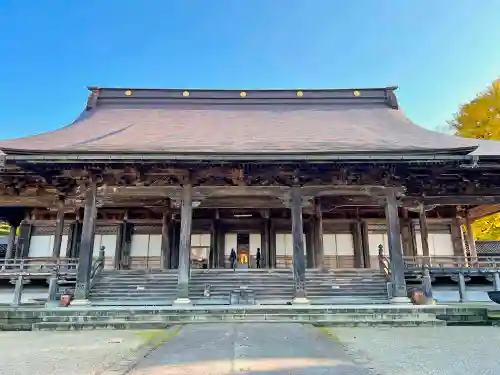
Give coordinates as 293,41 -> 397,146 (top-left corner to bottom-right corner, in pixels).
450,79 -> 500,139
0,222 -> 10,236
450,78 -> 500,240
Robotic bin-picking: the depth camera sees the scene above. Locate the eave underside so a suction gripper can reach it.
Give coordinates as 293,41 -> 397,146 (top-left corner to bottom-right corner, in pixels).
1,160 -> 500,221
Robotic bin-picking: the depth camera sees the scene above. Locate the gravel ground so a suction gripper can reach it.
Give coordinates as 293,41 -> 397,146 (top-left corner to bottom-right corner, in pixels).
331,326 -> 500,375
0,330 -> 150,375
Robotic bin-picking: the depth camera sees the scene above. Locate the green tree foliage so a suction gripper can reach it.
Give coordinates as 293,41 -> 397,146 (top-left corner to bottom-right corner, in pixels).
451,79 -> 500,240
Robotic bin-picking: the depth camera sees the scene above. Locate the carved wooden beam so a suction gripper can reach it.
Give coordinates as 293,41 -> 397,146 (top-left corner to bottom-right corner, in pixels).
402,195 -> 500,207
467,204 -> 500,221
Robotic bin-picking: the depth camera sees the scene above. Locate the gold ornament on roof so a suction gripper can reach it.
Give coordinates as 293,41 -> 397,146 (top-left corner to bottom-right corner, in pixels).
182,91 -> 190,97
240,91 -> 247,97
353,90 -> 361,97
297,91 -> 304,97
125,90 -> 132,96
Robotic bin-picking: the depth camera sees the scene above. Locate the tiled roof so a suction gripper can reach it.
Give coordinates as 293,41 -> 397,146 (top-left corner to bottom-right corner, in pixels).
0,87 -> 497,157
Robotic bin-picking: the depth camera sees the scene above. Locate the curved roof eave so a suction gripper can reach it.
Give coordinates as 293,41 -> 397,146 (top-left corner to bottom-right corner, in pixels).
0,86 -> 497,159
0,147 -> 477,164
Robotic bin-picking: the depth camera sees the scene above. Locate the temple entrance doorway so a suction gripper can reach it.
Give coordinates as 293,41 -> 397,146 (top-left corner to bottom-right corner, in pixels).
237,233 -> 250,268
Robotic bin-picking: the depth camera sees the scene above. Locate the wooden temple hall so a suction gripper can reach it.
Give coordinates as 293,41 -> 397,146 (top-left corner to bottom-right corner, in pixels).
2,86 -> 500,304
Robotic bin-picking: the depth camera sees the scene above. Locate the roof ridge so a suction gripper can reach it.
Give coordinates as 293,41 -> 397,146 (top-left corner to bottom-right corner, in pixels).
87,87 -> 400,110
87,86 -> 399,92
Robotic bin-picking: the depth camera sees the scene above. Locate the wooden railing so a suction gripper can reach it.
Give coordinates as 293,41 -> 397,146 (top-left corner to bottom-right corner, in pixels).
31,248 -> 106,307
89,247 -> 106,289
0,257 -> 79,279
377,245 -> 392,299
8,247 -> 106,307
403,255 -> 500,270
378,245 -> 391,280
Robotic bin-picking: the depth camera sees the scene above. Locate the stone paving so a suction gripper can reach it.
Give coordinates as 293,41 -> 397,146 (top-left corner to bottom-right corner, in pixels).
0,330 -> 149,375
332,326 -> 500,375
128,323 -> 371,375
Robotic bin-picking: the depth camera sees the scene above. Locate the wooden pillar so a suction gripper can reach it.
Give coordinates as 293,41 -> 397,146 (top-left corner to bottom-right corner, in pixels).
212,210 -> 221,268
269,220 -> 276,268
352,221 -> 364,268
400,209 -> 413,257
161,203 -> 172,270
171,220 -> 180,268
290,185 -> 307,302
419,204 -> 430,257
67,212 -> 82,258
305,222 -> 314,268
409,220 -> 418,256
262,213 -> 271,269
451,216 -> 466,256
385,189 -> 409,302
120,222 -> 133,270
360,220 -> 371,268
114,222 -> 124,270
74,184 -> 98,302
209,219 -> 216,268
175,184 -> 193,304
465,213 -> 477,259
216,224 -> 225,268
51,199 -> 66,259
313,198 -> 324,269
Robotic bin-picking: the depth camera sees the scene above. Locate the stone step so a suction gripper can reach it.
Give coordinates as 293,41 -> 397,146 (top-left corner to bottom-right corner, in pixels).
306,286 -> 387,290
92,284 -> 176,289
308,298 -> 389,305
101,268 -> 177,275
307,276 -> 385,279
307,274 -> 384,277
190,285 -> 294,289
196,272 -> 290,274
90,293 -> 177,298
88,298 -> 175,304
39,311 -> 438,323
306,283 -> 387,287
97,278 -> 178,282
89,300 -> 175,306
32,315 -> 443,330
191,279 -> 292,282
308,279 -> 386,282
306,290 -> 387,295
89,294 -> 178,299
91,269 -> 389,305
20,305 -> 445,316
90,292 -> 294,299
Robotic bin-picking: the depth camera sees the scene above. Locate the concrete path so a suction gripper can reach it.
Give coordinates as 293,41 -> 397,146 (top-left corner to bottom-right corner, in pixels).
128,323 -> 371,375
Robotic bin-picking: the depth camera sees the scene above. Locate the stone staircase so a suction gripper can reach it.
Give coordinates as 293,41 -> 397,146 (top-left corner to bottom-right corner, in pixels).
306,269 -> 389,304
7,305 -> 448,331
190,269 -> 295,304
89,268 -> 389,306
89,269 -> 178,306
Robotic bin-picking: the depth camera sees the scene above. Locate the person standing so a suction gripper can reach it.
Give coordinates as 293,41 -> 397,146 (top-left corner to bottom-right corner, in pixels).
229,248 -> 237,270
256,248 -> 261,268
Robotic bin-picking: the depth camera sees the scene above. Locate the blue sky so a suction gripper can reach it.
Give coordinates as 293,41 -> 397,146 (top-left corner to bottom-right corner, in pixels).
1,0 -> 499,139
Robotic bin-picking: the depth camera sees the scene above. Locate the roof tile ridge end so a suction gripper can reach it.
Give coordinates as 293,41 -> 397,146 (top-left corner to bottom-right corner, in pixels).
384,88 -> 399,109
85,88 -> 101,111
